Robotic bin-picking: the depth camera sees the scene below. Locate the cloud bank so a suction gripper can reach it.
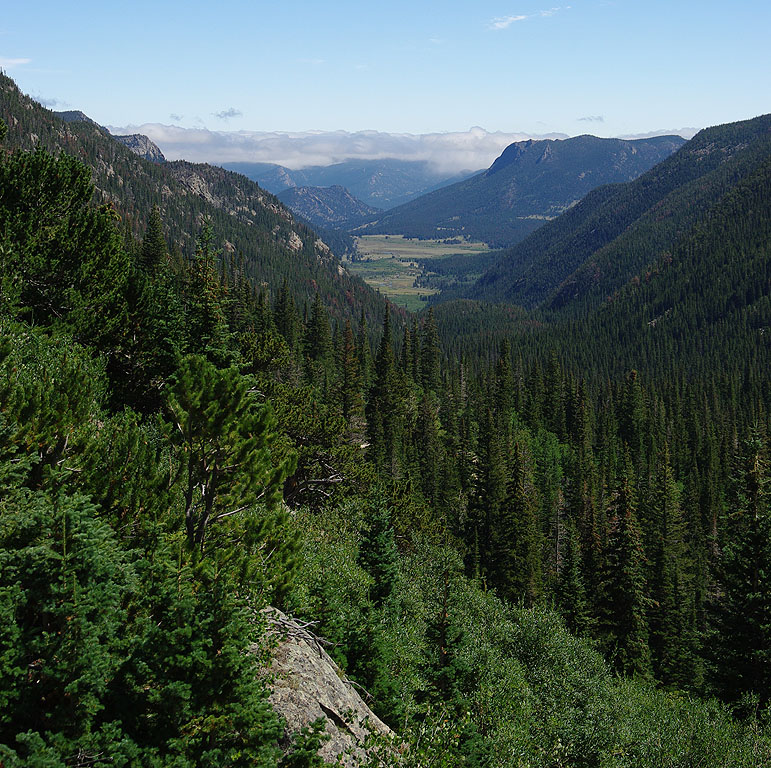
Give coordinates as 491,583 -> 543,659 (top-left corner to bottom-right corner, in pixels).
0,56 -> 31,68
106,124 -> 570,174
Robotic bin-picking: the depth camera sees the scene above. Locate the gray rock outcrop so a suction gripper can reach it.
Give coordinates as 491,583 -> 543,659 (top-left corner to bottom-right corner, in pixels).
261,608 -> 393,766
112,133 -> 166,164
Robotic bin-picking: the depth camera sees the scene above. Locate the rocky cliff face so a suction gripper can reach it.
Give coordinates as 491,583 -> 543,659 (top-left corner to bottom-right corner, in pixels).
261,608 -> 393,766
112,133 -> 166,164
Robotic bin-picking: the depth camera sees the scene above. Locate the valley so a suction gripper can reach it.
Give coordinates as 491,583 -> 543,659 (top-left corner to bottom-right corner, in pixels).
344,234 -> 490,310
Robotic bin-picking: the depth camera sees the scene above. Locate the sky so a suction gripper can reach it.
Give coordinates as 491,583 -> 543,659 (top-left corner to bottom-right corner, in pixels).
2,0 -> 769,170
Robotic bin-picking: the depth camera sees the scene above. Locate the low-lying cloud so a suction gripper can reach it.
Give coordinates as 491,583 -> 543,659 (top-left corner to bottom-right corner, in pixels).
0,56 -> 31,68
106,124 -> 569,174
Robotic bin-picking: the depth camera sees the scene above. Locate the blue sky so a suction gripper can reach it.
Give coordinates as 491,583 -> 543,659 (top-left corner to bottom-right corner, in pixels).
2,0 -> 768,156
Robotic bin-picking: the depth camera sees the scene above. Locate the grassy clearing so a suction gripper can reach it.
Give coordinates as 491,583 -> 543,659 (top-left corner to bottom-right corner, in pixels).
345,235 -> 489,311
355,234 -> 489,260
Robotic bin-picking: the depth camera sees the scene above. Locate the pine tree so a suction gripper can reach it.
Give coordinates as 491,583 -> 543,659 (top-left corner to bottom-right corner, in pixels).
597,463 -> 652,678
490,439 -> 543,605
185,223 -> 231,364
366,307 -> 405,477
140,204 -> 167,272
708,428 -> 771,704
421,307 -> 441,393
304,293 -> 334,393
357,493 -> 399,607
557,519 -> 592,635
165,354 -> 294,553
339,318 -> 365,439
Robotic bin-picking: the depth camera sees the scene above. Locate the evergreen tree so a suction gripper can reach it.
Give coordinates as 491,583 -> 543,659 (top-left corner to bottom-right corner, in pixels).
366,307 -> 405,477
304,293 -> 335,392
597,463 -> 652,678
185,223 -> 232,364
557,519 -> 592,635
357,493 -> 399,607
708,429 -> 771,704
140,204 -> 167,272
421,307 -> 441,393
165,354 -> 294,554
490,439 -> 543,605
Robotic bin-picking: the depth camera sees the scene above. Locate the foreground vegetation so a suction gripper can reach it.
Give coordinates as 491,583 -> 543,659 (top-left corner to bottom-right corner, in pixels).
1,100 -> 771,768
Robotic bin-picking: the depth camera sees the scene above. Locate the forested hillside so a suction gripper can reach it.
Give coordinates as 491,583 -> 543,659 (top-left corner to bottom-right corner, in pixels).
361,134 -> 684,247
277,184 -> 382,229
0,74 -> 390,332
2,82 -> 771,768
469,113 -> 771,309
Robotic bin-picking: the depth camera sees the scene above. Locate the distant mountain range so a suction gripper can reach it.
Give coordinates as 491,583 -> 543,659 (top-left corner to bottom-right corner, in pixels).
466,114 -> 771,313
276,185 -> 382,230
360,134 -> 686,247
222,159 -> 478,209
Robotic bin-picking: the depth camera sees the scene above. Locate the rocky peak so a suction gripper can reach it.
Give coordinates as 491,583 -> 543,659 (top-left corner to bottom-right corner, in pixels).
112,133 -> 166,164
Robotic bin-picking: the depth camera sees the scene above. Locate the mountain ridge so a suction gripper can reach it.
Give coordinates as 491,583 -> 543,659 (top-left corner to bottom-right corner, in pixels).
358,133 -> 686,247
0,74 -> 391,330
223,158 -> 478,209
466,113 -> 771,310
277,184 -> 382,229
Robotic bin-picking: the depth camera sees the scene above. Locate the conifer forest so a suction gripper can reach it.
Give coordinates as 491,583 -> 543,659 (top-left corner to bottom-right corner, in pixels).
1,73 -> 771,766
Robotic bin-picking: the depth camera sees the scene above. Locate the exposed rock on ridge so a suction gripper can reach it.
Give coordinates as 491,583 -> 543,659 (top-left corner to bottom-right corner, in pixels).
112,133 -> 166,164
261,608 -> 392,766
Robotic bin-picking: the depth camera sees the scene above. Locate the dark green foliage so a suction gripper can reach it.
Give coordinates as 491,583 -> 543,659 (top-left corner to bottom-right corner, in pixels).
140,204 -> 168,271
557,520 -> 592,635
0,145 -> 130,349
358,493 -> 399,607
597,469 -> 652,678
708,429 -> 771,705
490,440 -> 543,605
366,308 -> 406,477
0,490 -> 130,757
165,354 -> 294,553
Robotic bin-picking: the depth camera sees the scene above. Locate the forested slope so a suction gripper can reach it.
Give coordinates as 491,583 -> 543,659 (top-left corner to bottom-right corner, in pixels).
469,113 -> 771,309
362,134 -> 684,247
0,74 -> 389,330
2,92 -> 771,767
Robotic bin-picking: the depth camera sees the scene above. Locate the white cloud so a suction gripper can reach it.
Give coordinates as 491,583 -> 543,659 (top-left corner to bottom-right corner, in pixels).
618,127 -> 700,140
0,56 -> 31,68
37,95 -> 69,108
578,115 -> 605,122
490,7 -> 569,28
107,124 -> 569,174
490,15 -> 527,29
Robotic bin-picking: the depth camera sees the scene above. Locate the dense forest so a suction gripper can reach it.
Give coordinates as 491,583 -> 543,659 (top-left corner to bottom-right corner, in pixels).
1,78 -> 771,768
